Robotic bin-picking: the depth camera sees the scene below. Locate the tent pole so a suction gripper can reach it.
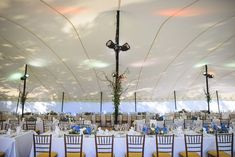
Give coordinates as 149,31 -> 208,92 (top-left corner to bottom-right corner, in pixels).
216,90 -> 220,113
100,92 -> 103,113
174,90 -> 177,110
61,92 -> 64,113
134,92 -> 137,112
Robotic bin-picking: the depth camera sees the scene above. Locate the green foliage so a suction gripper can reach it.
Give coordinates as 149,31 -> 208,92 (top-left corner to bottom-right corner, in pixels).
104,71 -> 127,124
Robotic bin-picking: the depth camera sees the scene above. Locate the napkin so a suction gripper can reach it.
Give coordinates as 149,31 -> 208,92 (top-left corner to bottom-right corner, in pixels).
104,129 -> 110,135
37,117 -> 42,122
128,127 -> 136,135
7,128 -> 11,135
54,126 -> 60,137
203,127 -> 207,134
97,127 -> 104,135
16,126 -> 21,135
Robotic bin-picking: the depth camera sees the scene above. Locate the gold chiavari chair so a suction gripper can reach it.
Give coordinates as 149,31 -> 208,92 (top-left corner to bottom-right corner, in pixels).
184,119 -> 194,130
95,135 -> 114,157
164,120 -> 174,129
8,119 -> 19,130
202,119 -> 212,128
0,152 -> 4,157
131,115 -> 137,125
64,134 -> 85,157
33,134 -> 58,157
95,114 -> 102,127
220,119 -> 230,128
25,120 -> 36,131
126,134 -> 145,157
152,134 -> 174,157
43,120 -> 53,133
122,114 -> 128,124
105,114 -> 112,127
208,133 -> 234,157
0,120 -> 6,130
179,134 -> 203,157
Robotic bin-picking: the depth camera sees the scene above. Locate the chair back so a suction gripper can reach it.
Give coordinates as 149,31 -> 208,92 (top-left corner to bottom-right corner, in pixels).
105,114 -> 112,127
33,134 -> 52,157
59,121 -> 71,131
184,119 -> 194,129
131,115 -> 137,124
122,114 -> 128,124
202,119 -> 212,128
43,120 -> 53,132
126,134 -> 145,157
95,135 -> 114,157
8,119 -> 19,130
220,119 -> 230,128
26,120 -> 36,130
95,114 -> 101,126
164,120 -> 174,128
184,134 -> 203,157
156,134 -> 174,157
216,133 -> 234,157
0,120 -> 6,130
64,134 -> 83,157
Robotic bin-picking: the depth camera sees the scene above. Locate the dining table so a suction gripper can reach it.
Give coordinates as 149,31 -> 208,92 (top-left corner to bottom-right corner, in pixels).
29,131 -> 235,157
0,130 -> 34,157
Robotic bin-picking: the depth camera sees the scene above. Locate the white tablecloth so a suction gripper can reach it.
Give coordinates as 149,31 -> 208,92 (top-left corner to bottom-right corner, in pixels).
29,134 -> 235,157
0,131 -> 33,157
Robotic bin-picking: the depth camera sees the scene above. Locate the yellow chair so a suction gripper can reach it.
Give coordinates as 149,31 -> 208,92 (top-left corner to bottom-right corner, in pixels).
208,133 -> 233,157
64,134 -> 85,157
95,135 -> 114,157
26,120 -> 36,131
43,120 -> 53,133
152,134 -> 174,157
179,134 -> 203,157
126,135 -> 145,157
0,151 -> 5,157
33,134 -> 57,157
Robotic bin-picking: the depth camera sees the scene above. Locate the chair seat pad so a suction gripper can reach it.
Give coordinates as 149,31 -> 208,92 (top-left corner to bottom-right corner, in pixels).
125,152 -> 143,157
152,152 -> 172,157
37,152 -> 57,157
0,151 -> 5,157
67,152 -> 86,157
179,152 -> 200,157
208,150 -> 231,157
97,152 -> 114,157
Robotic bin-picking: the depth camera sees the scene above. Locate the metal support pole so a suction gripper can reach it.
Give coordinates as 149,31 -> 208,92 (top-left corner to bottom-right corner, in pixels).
61,92 -> 64,113
216,90 -> 220,113
174,90 -> 177,110
100,92 -> 103,113
205,65 -> 210,114
134,92 -> 137,112
16,91 -> 21,114
21,64 -> 28,119
114,10 -> 120,125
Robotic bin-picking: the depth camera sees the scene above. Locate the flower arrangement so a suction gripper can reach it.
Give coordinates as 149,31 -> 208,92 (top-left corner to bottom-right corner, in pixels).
202,123 -> 228,134
35,129 -> 40,135
155,127 -> 168,134
69,125 -> 92,135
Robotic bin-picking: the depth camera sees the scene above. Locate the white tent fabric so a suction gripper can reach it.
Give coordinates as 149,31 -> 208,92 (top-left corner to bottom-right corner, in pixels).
0,0 -> 235,102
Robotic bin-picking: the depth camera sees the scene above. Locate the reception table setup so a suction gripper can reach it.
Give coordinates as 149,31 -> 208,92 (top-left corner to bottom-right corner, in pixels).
0,130 -> 34,157
25,116 -> 235,157
28,130 -> 235,157
1,1 -> 235,157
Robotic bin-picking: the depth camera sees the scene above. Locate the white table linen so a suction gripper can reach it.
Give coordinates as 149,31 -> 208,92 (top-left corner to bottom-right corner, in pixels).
29,133 -> 235,157
0,131 -> 33,157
